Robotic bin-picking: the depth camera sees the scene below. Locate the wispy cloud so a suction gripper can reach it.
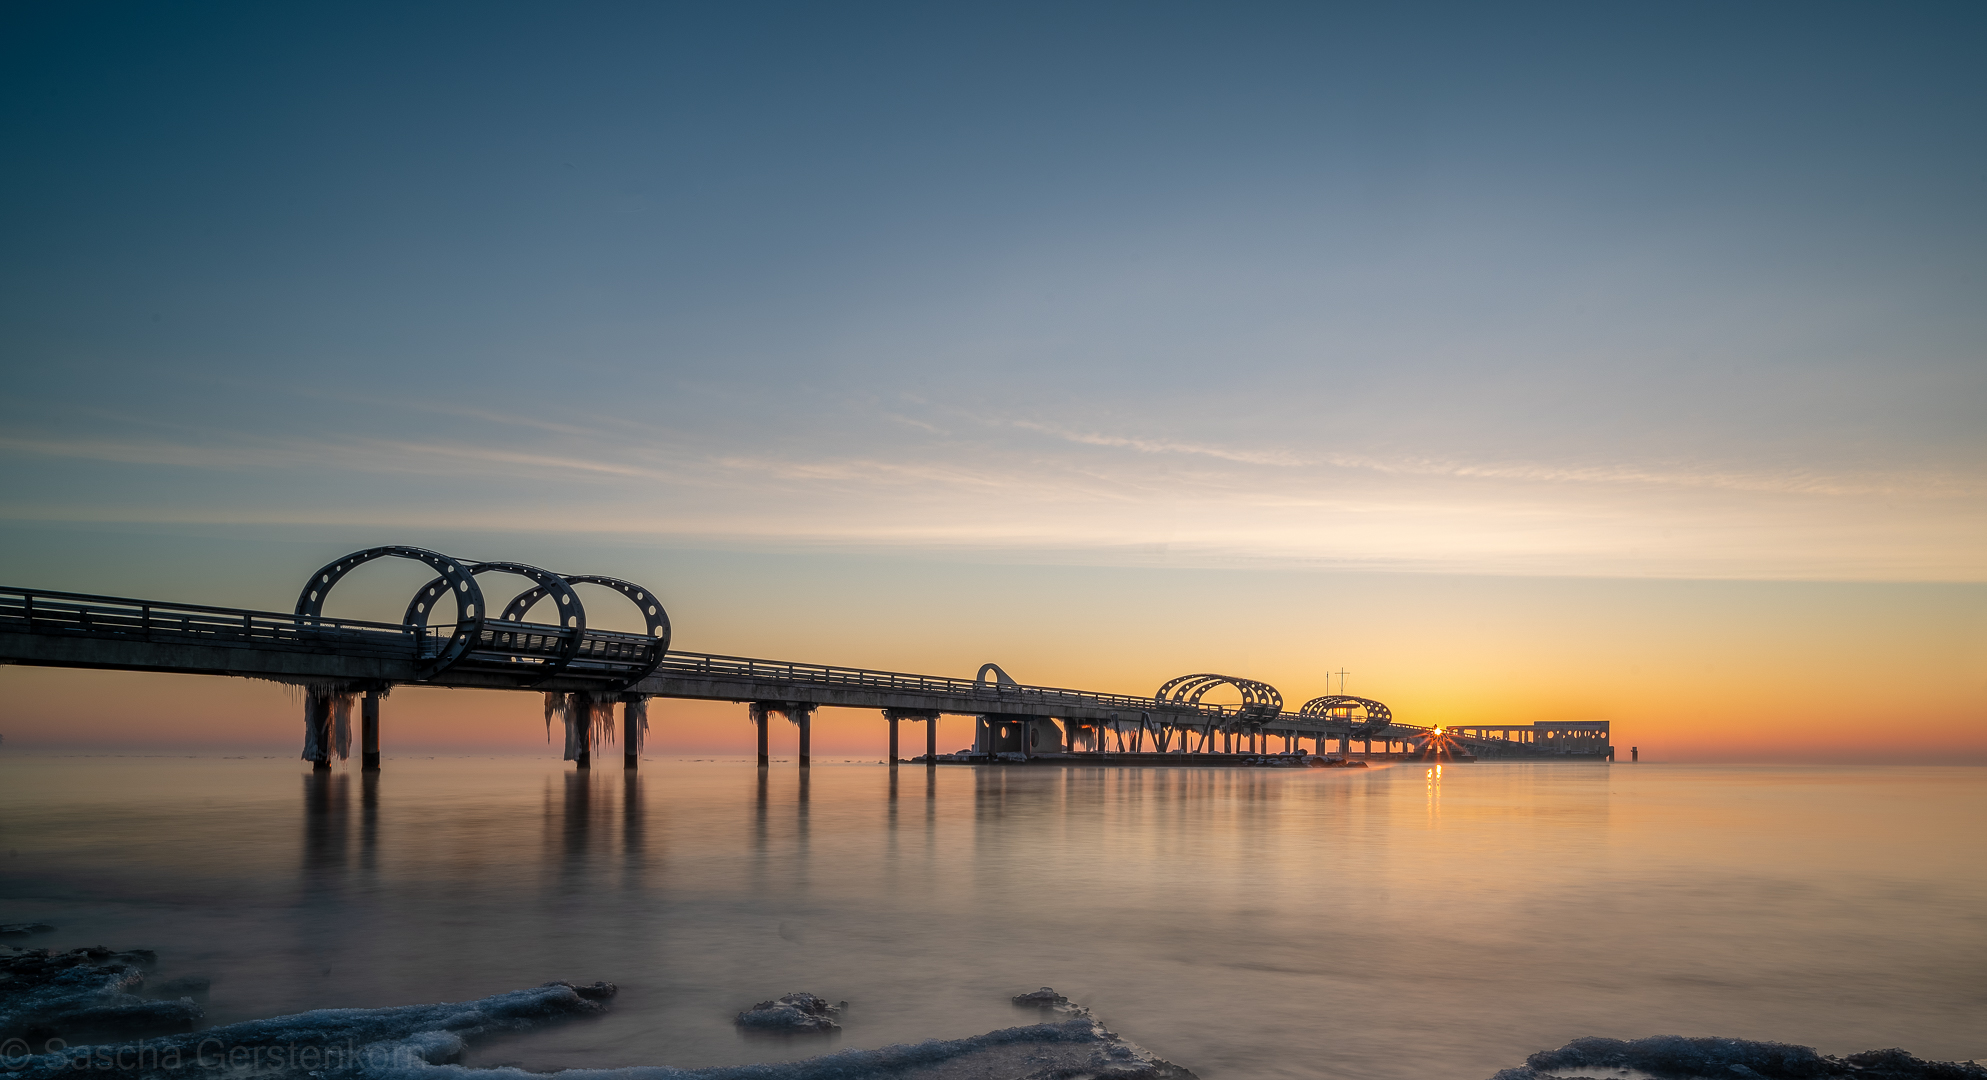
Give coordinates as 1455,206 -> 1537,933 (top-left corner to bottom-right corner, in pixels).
1000,421 -> 1975,500
1010,420 -> 1308,466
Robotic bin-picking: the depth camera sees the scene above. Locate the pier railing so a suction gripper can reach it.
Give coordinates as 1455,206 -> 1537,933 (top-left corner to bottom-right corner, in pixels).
0,585 -> 1430,737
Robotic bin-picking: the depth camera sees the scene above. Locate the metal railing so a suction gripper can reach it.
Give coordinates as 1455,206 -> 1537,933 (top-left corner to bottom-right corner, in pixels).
0,587 -> 420,660
0,586 -> 1434,736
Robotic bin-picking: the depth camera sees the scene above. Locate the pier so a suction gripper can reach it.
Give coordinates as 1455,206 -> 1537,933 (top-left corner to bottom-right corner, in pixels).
0,546 -> 1612,767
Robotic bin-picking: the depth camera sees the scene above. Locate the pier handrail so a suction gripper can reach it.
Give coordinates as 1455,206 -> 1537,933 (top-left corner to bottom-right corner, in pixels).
0,585 -> 1436,737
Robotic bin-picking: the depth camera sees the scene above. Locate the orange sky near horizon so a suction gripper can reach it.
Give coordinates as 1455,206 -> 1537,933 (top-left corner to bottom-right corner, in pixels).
3,561 -> 1979,763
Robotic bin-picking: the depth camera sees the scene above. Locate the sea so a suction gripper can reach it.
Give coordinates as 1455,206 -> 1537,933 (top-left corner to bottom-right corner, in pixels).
2,757 -> 1983,1080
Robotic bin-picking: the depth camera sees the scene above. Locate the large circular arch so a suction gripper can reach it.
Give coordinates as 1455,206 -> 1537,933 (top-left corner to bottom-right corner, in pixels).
1298,695 -> 1393,738
296,546 -> 487,680
1154,674 -> 1284,724
496,574 -> 670,689
403,562 -> 587,685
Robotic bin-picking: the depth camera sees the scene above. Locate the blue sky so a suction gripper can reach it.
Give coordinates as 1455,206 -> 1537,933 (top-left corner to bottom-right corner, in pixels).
2,1 -> 1983,582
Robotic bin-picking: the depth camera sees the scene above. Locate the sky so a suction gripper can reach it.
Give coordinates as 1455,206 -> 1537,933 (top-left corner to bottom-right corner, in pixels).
1,2 -> 1982,760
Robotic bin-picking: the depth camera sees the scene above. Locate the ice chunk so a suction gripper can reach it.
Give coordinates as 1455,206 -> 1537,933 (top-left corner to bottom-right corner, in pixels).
733,992 -> 843,1032
0,946 -> 201,1046
1490,1035 -> 1987,1080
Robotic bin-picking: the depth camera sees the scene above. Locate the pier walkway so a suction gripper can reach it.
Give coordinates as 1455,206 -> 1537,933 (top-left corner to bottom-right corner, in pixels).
0,546 -> 1612,768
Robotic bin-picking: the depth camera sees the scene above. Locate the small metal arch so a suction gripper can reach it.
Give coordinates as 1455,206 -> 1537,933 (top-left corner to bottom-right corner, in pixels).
1297,695 -> 1393,738
497,574 -> 671,689
1154,673 -> 1284,721
296,547 -> 486,680
975,663 -> 1018,689
404,562 -> 587,685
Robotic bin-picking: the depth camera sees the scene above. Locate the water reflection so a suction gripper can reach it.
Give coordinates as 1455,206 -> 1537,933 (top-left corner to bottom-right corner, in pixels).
45,757 -> 1949,1080
301,772 -> 348,877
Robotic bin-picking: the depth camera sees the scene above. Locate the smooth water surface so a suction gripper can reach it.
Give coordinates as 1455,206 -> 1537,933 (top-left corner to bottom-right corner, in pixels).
2,758 -> 1983,1079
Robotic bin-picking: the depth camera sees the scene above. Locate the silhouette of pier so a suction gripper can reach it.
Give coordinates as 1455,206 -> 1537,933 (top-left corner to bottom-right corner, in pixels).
0,546 -> 1612,769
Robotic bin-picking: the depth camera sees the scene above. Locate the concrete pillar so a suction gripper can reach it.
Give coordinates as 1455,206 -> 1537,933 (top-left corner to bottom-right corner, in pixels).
1338,733 -> 1350,754
797,707 -> 812,767
753,704 -> 770,766
927,715 -> 938,765
305,691 -> 332,772
623,699 -> 643,770
573,695 -> 592,769
1364,738 -> 1373,755
888,713 -> 900,764
361,690 -> 381,771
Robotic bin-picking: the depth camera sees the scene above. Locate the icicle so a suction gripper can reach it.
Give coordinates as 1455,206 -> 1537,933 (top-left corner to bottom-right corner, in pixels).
593,697 -> 614,748
543,692 -> 566,744
331,693 -> 355,760
301,694 -> 323,762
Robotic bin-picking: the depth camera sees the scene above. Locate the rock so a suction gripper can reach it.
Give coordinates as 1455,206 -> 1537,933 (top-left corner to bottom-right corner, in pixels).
1012,986 -> 1071,1007
734,991 -> 844,1032
0,924 -> 57,939
0,946 -> 199,1048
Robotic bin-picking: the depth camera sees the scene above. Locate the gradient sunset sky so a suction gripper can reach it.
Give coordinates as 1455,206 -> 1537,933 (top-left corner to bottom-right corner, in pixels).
2,3 -> 1982,760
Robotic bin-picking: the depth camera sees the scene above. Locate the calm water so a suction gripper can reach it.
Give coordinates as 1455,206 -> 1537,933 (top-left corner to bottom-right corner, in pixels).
1,758 -> 1983,1079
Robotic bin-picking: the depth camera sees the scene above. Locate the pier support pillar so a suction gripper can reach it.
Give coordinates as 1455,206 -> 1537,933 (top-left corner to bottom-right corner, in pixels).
1338,733 -> 1350,754
304,691 -> 332,772
884,709 -> 939,764
751,703 -> 770,766
361,690 -> 381,771
795,705 -> 814,767
623,697 -> 647,770
572,694 -> 593,769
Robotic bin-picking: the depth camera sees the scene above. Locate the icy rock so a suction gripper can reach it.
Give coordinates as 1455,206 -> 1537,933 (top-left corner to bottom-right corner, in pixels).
3,980 -> 615,1080
733,992 -> 843,1032
1012,986 -> 1073,1008
1489,1035 -> 1987,1080
0,980 -> 1198,1080
0,946 -> 200,1045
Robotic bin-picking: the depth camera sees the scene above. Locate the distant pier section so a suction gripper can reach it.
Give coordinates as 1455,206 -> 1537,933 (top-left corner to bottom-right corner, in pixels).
0,545 -> 1614,768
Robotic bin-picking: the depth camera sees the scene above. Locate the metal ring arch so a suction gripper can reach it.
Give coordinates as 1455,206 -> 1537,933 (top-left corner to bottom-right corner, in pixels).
1297,695 -> 1394,738
403,562 -> 587,685
296,546 -> 488,680
1154,673 -> 1284,724
496,574 -> 671,689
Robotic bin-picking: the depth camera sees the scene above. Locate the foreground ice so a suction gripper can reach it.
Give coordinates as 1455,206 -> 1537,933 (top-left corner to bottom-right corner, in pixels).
1489,1035 -> 1987,1080
0,946 -> 202,1046
9,949 -> 1978,1080
1,966 -> 1192,1080
733,993 -> 844,1033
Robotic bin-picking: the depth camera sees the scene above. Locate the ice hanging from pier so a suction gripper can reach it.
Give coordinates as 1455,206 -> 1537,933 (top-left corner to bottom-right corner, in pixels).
331,693 -> 354,761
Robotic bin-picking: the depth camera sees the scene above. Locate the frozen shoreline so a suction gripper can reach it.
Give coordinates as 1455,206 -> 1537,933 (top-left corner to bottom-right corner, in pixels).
5,945 -> 1983,1080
